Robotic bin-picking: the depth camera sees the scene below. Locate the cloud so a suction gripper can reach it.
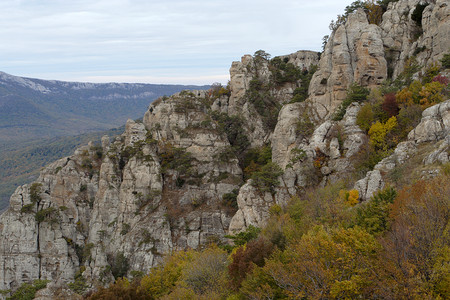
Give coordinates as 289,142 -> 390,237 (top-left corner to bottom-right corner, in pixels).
0,0 -> 352,84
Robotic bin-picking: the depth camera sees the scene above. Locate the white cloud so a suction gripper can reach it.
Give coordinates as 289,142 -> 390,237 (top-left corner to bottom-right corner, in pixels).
0,0 -> 352,84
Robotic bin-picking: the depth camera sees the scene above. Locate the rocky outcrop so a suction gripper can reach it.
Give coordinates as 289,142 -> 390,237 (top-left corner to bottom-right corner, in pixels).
309,8 -> 387,120
381,0 -> 450,78
355,99 -> 450,200
1,0 -> 449,297
0,93 -> 243,293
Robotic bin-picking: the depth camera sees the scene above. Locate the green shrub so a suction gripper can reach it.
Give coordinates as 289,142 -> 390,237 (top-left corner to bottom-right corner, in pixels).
159,143 -> 194,177
354,186 -> 397,234
296,111 -> 314,139
29,183 -> 42,204
290,65 -> 318,103
269,57 -> 302,84
120,223 -> 130,235
109,252 -> 129,279
225,225 -> 261,247
356,103 -> 375,132
20,203 -> 34,214
250,162 -> 283,194
441,53 -> 450,69
6,279 -> 49,300
68,268 -> 88,294
333,83 -> 370,121
211,112 -> 250,159
35,207 -> 58,224
245,78 -> 280,131
289,148 -> 307,165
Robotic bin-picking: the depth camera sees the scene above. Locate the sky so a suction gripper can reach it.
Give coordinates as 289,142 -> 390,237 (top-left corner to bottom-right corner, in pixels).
1,0 -> 353,85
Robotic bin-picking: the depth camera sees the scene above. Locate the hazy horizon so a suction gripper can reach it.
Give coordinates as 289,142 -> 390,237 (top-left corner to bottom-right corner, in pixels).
1,0 -> 353,85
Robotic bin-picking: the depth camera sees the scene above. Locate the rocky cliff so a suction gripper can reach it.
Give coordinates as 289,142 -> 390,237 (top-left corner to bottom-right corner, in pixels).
0,0 -> 449,297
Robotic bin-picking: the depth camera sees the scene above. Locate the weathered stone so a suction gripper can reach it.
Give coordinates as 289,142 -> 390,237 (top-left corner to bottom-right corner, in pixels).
309,8 -> 387,120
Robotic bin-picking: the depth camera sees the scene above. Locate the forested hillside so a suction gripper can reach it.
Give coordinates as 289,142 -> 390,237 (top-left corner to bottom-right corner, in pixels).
0,71 -> 208,143
0,126 -> 124,212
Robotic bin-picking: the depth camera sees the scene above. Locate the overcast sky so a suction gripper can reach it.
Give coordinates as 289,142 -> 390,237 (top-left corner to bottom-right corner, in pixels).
1,0 -> 352,85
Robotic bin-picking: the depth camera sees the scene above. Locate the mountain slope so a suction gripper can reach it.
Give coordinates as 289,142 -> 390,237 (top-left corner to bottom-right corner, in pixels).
0,71 -> 209,142
0,0 -> 449,298
0,127 -> 125,212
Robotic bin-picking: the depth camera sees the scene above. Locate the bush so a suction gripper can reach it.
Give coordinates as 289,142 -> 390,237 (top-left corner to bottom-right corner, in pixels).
183,247 -> 228,295
68,268 -> 88,294
261,226 -> 381,299
355,186 -> 397,234
109,252 -> 129,279
35,207 -> 58,224
222,189 -> 239,209
139,250 -> 195,298
432,74 -> 449,86
228,237 -> 274,290
245,78 -> 280,131
296,110 -> 315,139
242,144 -> 272,179
225,225 -> 261,247
29,183 -> 42,204
356,103 -> 375,132
211,112 -> 250,159
6,279 -> 49,300
250,162 -> 283,194
159,143 -> 194,177
419,81 -> 445,107
368,116 -> 397,151
87,278 -> 147,300
269,57 -> 302,84
382,93 -> 399,118
333,83 -> 370,121
441,53 -> 450,69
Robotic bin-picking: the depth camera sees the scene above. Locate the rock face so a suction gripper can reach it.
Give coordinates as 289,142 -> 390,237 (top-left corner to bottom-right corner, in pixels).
355,99 -> 450,200
380,0 -> 450,78
309,8 -> 387,120
0,0 -> 449,297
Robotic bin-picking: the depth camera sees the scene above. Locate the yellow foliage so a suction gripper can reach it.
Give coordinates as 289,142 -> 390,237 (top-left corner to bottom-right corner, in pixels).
368,116 -> 397,150
396,87 -> 413,106
347,190 -> 359,206
397,80 -> 424,106
384,115 -> 397,132
338,189 -> 359,207
419,81 -> 445,108
261,226 -> 381,299
139,250 -> 195,298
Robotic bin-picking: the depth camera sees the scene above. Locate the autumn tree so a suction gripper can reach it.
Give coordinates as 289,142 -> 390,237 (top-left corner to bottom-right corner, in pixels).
378,176 -> 450,298
253,226 -> 381,299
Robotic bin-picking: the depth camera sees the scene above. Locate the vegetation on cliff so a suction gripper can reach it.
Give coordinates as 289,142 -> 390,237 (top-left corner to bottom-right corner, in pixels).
86,172 -> 449,299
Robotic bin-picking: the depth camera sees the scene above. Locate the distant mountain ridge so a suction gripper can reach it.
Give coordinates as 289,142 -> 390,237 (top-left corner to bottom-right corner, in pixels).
0,71 -> 209,210
0,71 -> 209,143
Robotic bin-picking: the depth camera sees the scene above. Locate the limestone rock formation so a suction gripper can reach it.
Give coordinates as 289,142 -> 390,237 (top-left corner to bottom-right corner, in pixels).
0,0 -> 449,297
381,0 -> 450,78
355,99 -> 450,200
309,8 -> 387,120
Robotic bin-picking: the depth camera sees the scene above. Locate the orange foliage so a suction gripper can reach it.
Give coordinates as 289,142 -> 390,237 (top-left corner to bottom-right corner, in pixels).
377,176 -> 450,298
